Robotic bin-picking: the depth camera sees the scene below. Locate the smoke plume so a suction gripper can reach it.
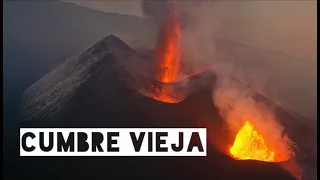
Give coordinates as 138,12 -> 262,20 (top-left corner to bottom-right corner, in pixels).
138,1 -> 316,178
140,0 -> 316,122
140,0 -> 313,160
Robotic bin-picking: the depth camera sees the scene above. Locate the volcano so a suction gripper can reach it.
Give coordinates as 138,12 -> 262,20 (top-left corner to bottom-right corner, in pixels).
19,35 -> 316,180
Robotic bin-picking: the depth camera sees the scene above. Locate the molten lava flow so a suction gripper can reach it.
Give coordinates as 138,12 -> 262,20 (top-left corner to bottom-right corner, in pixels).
229,121 -> 289,162
155,0 -> 182,83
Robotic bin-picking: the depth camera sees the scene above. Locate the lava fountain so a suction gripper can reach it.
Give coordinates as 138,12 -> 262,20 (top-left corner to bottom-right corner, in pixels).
229,121 -> 292,162
154,0 -> 182,83
137,0 -> 209,103
141,0 -> 186,104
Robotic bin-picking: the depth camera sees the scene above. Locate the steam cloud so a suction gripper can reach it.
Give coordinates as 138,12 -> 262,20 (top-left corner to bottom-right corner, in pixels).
139,0 -> 309,159
140,0 -> 317,122
137,1 -> 317,179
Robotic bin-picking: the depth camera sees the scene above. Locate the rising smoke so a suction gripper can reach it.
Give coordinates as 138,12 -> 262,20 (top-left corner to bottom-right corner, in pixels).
139,0 -> 318,161
140,0 -> 317,121
138,1 -> 316,178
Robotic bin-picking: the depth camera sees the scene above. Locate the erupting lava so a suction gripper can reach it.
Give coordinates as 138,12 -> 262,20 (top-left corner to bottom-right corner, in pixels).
141,1 -> 209,103
155,0 -> 182,83
139,0 -> 184,104
229,121 -> 290,162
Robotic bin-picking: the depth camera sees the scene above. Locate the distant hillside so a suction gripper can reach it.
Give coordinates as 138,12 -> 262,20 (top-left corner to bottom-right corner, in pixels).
3,1 -> 157,120
3,2 -> 156,174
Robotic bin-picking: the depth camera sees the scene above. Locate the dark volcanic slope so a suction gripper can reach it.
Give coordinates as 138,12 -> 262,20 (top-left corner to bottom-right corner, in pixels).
19,34 -> 136,123
18,35 -> 312,180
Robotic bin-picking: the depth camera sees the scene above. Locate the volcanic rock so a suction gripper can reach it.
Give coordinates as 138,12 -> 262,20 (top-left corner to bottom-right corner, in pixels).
18,34 -> 315,180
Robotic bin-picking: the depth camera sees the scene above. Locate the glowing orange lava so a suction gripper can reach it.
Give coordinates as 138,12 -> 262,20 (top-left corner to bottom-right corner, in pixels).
138,80 -> 185,104
151,86 -> 181,103
229,121 -> 289,162
155,0 -> 182,83
140,0 -> 184,104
